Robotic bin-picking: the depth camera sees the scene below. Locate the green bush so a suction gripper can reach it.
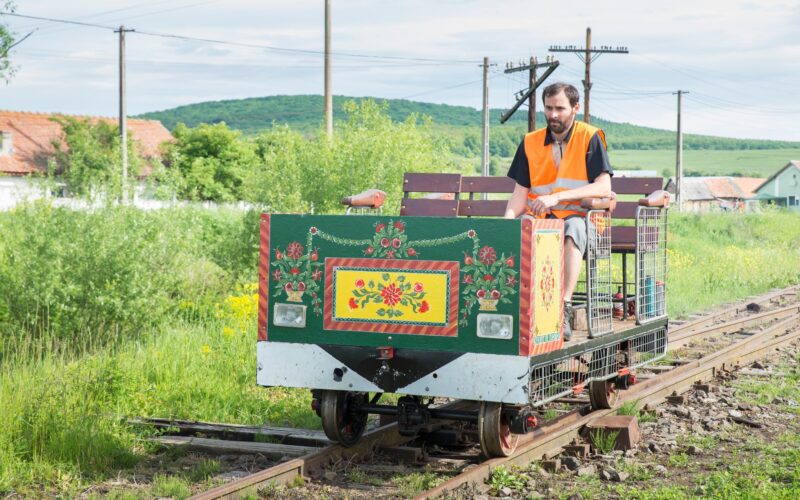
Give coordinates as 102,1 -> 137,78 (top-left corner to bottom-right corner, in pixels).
0,203 -> 258,354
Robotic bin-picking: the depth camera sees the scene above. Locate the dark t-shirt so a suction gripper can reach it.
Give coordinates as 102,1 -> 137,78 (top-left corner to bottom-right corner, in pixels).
506,123 -> 613,188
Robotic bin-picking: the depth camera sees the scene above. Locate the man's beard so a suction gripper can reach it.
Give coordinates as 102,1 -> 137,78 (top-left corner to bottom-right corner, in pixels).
548,117 -> 571,134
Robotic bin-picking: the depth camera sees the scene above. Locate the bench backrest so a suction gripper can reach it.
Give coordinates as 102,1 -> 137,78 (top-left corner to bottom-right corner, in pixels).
401,173 -> 664,249
400,173 -> 460,217
401,173 -> 663,216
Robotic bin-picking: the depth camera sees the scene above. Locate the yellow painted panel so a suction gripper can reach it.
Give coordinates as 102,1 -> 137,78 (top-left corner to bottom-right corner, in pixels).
533,230 -> 562,344
333,268 -> 449,325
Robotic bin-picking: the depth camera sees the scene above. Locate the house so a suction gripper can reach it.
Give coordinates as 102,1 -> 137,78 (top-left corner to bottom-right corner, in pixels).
664,176 -> 766,213
753,161 -> 800,211
0,110 -> 173,209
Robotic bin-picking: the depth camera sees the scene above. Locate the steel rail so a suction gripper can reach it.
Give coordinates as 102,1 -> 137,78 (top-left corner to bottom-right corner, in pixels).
668,303 -> 800,349
667,285 -> 798,337
188,400 -> 475,500
418,312 -> 800,499
190,286 -> 799,499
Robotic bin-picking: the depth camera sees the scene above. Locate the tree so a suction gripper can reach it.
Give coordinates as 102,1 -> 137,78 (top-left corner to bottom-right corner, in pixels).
161,122 -> 257,202
49,116 -> 142,201
303,99 -> 452,213
1,2 -> 17,83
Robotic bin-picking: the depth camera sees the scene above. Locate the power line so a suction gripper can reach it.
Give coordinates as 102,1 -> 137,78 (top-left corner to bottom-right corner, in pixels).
14,47 -> 470,69
399,75 -> 499,100
2,11 -> 481,65
21,1 -> 220,38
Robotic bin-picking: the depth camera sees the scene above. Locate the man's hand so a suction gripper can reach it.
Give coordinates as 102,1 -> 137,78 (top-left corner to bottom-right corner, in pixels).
528,193 -> 559,217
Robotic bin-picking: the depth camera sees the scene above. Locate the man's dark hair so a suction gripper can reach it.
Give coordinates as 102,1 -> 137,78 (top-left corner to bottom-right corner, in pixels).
542,82 -> 580,106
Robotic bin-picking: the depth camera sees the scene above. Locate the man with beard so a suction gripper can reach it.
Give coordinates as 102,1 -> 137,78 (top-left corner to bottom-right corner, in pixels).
504,82 -> 613,341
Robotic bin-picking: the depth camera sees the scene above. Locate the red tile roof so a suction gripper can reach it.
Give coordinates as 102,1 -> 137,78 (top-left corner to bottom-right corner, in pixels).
703,177 -> 745,199
0,110 -> 173,177
730,177 -> 766,199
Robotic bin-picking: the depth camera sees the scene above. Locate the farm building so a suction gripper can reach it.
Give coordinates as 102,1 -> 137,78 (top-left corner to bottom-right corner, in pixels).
753,161 -> 800,211
664,176 -> 765,213
0,110 -> 172,209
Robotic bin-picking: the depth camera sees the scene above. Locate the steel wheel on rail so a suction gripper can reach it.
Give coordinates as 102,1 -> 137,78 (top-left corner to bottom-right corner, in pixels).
478,402 -> 519,458
589,379 -> 619,410
319,390 -> 369,446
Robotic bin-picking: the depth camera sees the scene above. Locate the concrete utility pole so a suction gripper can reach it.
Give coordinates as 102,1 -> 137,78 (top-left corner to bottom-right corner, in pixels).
674,90 -> 688,211
528,57 -> 537,131
501,57 -> 558,127
549,27 -> 628,124
481,56 -> 490,178
324,0 -> 333,138
116,24 -> 134,204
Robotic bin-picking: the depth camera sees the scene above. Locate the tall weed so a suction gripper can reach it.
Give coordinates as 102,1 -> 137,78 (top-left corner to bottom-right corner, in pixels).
0,203 -> 258,356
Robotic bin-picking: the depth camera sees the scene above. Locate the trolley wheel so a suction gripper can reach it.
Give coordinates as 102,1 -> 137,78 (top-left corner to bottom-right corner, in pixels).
478,402 -> 519,458
319,390 -> 368,446
589,379 -> 619,410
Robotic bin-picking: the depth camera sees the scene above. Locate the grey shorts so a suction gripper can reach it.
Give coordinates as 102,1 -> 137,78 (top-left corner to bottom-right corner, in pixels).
522,214 -> 588,256
563,215 -> 587,256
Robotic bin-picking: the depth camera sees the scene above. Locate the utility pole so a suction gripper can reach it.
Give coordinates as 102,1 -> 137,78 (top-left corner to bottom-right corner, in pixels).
501,57 -> 559,126
529,57 -> 537,131
674,90 -> 688,211
481,56 -> 489,178
324,0 -> 333,138
116,25 -> 134,204
549,27 -> 628,124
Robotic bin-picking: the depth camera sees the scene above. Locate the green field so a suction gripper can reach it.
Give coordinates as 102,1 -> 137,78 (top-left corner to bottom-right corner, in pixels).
485,148 -> 800,180
608,148 -> 800,178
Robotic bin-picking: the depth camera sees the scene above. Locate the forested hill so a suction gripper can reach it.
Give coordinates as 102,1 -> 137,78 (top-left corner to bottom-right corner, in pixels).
138,95 -> 800,151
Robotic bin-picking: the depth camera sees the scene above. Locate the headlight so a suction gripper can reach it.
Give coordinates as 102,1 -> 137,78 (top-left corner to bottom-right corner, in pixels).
273,303 -> 307,328
476,313 -> 513,339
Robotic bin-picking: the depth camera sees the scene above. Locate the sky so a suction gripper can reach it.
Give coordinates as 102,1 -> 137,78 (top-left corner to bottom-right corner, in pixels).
1,0 -> 799,141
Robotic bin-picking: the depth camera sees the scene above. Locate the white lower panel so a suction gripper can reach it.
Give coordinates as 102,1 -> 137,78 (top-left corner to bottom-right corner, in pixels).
257,341 -> 382,393
397,352 -> 530,404
257,342 -> 531,404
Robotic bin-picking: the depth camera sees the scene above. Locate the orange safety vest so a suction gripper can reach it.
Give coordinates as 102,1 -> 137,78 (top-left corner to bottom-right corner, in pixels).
524,121 -> 607,219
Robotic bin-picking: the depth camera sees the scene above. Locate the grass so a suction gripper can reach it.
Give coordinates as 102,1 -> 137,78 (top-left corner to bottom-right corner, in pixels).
487,465 -> 528,494
1,206 -> 798,496
0,302 -> 315,496
666,210 -> 800,318
618,399 -> 658,424
150,474 -> 191,499
732,356 -> 800,412
590,428 -> 620,455
391,471 -> 444,497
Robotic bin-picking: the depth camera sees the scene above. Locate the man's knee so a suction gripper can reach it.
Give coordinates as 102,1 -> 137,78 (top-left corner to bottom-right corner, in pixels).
563,217 -> 588,257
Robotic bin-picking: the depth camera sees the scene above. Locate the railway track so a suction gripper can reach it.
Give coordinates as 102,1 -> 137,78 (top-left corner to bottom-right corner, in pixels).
153,285 -> 799,499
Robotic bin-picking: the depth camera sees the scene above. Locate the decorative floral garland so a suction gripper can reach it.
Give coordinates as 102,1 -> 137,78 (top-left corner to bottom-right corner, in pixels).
272,220 -> 517,326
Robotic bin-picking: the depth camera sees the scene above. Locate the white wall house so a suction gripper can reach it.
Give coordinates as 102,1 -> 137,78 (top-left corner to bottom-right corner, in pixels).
0,110 -> 173,210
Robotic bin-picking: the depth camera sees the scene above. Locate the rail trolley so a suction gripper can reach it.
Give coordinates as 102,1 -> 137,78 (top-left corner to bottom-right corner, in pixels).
256,175 -> 670,457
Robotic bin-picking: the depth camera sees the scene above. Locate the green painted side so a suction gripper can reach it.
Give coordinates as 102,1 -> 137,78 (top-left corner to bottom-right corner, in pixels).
266,214 -> 522,355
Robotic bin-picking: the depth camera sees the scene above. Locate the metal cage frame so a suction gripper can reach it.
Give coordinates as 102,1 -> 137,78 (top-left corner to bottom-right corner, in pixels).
635,207 -> 668,325
528,326 -> 667,407
585,210 -> 613,338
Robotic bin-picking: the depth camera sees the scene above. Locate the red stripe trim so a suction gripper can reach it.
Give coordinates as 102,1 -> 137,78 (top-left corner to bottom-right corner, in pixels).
257,213 -> 271,341
518,219 -> 533,356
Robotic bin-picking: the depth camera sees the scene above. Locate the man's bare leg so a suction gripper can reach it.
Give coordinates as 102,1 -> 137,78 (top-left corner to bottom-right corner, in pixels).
563,237 -> 582,301
562,237 -> 582,341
